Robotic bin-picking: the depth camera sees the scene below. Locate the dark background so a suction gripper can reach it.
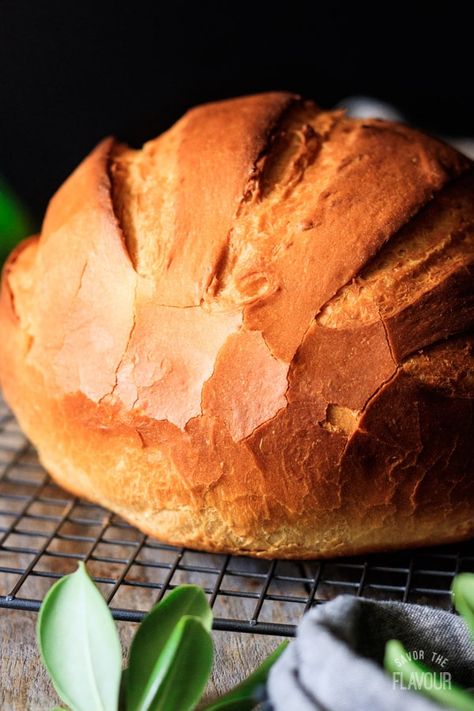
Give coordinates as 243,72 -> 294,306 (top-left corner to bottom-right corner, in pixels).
0,1 -> 472,225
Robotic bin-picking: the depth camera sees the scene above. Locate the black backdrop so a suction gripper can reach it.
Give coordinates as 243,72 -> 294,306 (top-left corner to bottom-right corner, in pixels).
0,1 -> 472,224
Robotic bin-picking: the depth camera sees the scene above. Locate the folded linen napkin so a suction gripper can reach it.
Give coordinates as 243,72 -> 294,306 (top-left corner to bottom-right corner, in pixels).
266,596 -> 474,711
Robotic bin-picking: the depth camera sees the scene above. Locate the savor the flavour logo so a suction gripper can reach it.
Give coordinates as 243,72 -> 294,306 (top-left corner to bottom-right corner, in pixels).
391,648 -> 452,691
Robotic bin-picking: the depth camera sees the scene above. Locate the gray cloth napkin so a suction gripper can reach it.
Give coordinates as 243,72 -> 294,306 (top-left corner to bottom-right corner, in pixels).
267,596 -> 474,711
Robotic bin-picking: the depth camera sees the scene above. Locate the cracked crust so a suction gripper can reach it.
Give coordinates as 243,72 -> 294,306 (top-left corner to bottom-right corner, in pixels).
0,92 -> 473,558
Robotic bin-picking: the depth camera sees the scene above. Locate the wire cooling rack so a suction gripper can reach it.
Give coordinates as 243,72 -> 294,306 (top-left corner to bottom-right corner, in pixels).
0,394 -> 472,637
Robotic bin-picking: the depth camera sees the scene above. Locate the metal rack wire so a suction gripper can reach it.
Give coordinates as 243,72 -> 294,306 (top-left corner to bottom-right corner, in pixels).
0,394 -> 472,637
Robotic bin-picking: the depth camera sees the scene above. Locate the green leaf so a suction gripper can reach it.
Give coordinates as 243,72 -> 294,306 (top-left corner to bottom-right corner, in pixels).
452,573 -> 474,640
0,176 -> 33,261
203,641 -> 288,711
119,669 -> 129,711
126,585 -> 212,710
129,615 -> 213,711
384,639 -> 474,711
203,701 -> 254,711
37,562 -> 122,711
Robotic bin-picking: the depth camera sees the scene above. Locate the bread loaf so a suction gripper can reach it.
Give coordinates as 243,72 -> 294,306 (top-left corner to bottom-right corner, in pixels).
1,92 -> 473,558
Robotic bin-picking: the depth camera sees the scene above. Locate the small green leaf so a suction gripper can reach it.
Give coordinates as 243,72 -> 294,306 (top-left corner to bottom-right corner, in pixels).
204,701 -> 254,711
203,641 -> 288,711
384,639 -> 474,711
126,585 -> 212,710
130,615 -> 213,711
0,176 -> 33,262
38,562 -> 122,711
119,669 -> 129,711
452,573 -> 474,640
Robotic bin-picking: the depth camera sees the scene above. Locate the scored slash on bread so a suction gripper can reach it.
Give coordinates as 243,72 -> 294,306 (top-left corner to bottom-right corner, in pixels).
0,92 -> 472,558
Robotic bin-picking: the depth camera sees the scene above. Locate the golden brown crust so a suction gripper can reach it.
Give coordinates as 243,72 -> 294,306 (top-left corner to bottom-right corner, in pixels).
0,92 -> 473,558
